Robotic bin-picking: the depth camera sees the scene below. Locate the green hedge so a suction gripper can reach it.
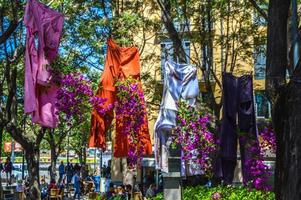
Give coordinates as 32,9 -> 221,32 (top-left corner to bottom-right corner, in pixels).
150,186 -> 275,200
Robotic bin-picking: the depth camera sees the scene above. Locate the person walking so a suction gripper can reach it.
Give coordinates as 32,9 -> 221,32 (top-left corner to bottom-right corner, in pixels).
66,162 -> 73,184
73,171 -> 81,200
47,164 -> 52,177
74,163 -> 80,173
58,161 -> 65,183
4,157 -> 13,185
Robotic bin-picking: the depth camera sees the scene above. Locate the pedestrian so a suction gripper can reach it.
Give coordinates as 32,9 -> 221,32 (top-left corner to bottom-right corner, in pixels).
102,164 -> 107,177
125,184 -> 132,200
66,162 -> 73,184
133,184 -> 143,200
40,178 -> 48,199
48,178 -> 57,194
58,176 -> 66,197
24,176 -> 30,196
74,163 -> 80,173
106,163 -> 111,178
4,156 -> 13,185
106,183 -> 115,199
145,184 -> 156,198
73,171 -> 81,200
58,161 -> 65,183
116,185 -> 126,199
0,159 -> 4,171
16,179 -> 24,192
47,164 -> 52,177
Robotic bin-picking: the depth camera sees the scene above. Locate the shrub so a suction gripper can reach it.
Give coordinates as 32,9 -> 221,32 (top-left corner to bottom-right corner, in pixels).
149,185 -> 275,200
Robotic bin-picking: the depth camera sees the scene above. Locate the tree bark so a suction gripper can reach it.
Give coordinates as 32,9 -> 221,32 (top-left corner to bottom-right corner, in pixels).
25,148 -> 41,200
274,82 -> 301,200
266,0 -> 301,199
48,129 -> 58,179
50,144 -> 57,179
77,149 -> 83,164
82,146 -> 87,164
266,0 -> 288,99
45,128 -> 68,179
203,0 -> 222,119
0,125 -> 3,199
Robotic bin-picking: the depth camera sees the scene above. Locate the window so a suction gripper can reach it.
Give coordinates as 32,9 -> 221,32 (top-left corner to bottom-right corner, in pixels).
254,45 -> 266,80
160,40 -> 190,80
255,91 -> 271,118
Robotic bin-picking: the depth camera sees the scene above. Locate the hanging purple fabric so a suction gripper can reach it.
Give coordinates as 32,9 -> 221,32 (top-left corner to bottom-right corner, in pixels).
24,0 -> 64,128
220,73 -> 257,184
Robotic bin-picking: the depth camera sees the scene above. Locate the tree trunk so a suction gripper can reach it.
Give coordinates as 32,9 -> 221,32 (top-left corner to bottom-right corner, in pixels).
0,125 -> 3,199
82,146 -> 87,164
50,145 -> 57,179
7,125 -> 46,199
273,82 -> 301,200
25,148 -> 41,200
48,129 -> 58,179
266,0 -> 301,199
78,150 -> 83,164
200,1 -> 222,119
266,0 -> 288,98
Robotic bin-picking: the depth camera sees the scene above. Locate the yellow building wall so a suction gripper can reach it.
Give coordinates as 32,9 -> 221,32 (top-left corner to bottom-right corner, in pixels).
135,17 -> 266,143
110,0 -> 266,182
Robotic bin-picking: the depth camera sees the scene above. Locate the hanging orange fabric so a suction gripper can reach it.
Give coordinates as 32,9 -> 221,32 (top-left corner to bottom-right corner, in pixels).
89,38 -> 152,157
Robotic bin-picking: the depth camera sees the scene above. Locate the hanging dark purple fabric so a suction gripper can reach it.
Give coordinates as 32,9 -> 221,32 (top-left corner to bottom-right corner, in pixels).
220,73 -> 257,184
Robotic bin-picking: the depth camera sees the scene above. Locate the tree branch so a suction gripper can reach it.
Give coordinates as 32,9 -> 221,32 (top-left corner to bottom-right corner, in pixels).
156,0 -> 187,63
0,20 -> 20,45
0,0 -> 22,45
0,0 -> 56,45
36,127 -> 47,145
248,0 -> 268,22
6,123 -> 29,148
